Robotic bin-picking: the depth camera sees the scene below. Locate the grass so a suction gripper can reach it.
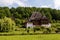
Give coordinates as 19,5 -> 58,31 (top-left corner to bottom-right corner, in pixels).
0,23 -> 60,40
0,34 -> 60,40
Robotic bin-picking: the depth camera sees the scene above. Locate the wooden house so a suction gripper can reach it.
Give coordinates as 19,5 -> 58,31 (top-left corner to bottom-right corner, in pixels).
24,12 -> 51,28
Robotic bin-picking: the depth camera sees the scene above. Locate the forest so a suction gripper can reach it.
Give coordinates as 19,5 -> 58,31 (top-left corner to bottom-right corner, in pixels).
0,7 -> 60,22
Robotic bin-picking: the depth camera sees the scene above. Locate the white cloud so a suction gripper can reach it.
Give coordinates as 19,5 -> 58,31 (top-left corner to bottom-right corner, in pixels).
0,0 -> 27,7
0,0 -> 14,6
40,5 -> 50,8
54,0 -> 60,9
14,0 -> 25,7
23,0 -> 28,2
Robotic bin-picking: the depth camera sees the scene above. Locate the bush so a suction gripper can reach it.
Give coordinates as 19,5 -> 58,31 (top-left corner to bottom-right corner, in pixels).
33,27 -> 41,33
55,28 -> 60,33
33,27 -> 40,31
0,17 -> 16,32
27,27 -> 30,33
43,28 -> 52,34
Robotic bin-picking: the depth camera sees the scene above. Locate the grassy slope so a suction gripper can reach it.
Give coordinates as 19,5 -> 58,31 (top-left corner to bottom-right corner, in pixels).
0,34 -> 60,40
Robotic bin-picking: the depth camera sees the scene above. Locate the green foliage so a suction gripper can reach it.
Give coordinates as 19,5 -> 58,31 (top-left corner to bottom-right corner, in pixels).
0,17 -> 16,32
0,7 -> 60,22
33,27 -> 40,31
27,27 -> 30,33
15,18 -> 25,27
55,28 -> 60,33
43,28 -> 52,34
33,27 -> 41,33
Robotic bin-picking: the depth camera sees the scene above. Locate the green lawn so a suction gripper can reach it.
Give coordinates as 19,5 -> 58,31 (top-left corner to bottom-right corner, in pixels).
0,34 -> 60,40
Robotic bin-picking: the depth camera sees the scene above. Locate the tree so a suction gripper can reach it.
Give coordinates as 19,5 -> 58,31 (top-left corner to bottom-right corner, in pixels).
15,18 -> 21,26
0,10 -> 6,18
45,12 -> 52,22
13,12 -> 22,19
0,17 -> 16,32
3,7 -> 11,17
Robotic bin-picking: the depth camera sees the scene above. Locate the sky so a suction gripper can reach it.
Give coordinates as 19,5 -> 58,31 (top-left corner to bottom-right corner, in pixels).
0,0 -> 60,9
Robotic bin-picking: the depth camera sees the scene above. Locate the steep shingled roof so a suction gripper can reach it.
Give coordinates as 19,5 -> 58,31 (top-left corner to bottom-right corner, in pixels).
29,12 -> 42,21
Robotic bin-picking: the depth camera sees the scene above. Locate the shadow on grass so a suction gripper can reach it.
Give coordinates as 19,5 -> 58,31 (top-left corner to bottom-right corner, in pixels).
0,33 -> 58,36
